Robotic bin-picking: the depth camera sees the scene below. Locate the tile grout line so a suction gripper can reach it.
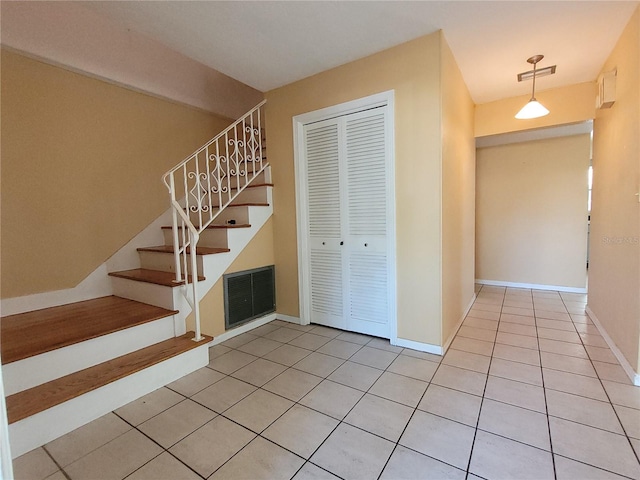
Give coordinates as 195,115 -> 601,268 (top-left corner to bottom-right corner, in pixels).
115,400 -> 208,480
532,290 -> 558,480
558,294 -> 640,469
463,284 -> 506,480
41,445 -> 72,480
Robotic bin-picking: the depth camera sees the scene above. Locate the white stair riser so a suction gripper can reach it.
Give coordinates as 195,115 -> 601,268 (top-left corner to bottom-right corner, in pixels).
189,205 -> 250,226
9,344 -> 209,458
138,250 -> 206,276
110,276 -> 177,311
234,186 -> 268,204
3,316 -> 176,396
161,228 -> 228,249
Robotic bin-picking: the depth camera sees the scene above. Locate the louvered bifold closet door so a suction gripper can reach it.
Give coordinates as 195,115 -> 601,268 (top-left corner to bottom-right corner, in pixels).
344,107 -> 391,338
304,119 -> 346,329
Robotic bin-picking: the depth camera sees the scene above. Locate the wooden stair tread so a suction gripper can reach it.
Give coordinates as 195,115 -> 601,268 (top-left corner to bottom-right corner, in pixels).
6,332 -> 213,424
108,268 -> 204,286
161,224 -> 251,230
232,182 -> 274,190
137,245 -> 230,255
225,202 -> 269,207
184,202 -> 269,212
1,296 -> 178,365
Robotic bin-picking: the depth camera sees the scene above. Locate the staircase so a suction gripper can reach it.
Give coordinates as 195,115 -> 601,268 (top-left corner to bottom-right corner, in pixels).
1,101 -> 272,458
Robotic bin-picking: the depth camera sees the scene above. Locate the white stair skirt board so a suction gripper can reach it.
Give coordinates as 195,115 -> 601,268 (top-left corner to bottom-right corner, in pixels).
393,338 -> 443,356
3,316 -> 175,396
475,279 -> 587,294
9,344 -> 209,459
0,264 -> 113,317
0,209 -> 172,316
172,192 -> 274,331
586,306 -> 640,386
210,313 -> 277,346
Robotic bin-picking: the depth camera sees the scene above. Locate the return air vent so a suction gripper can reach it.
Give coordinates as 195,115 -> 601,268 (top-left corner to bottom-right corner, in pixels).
224,265 -> 275,329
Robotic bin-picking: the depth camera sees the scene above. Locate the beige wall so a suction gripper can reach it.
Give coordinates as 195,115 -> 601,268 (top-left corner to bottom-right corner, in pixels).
440,38 -> 476,345
1,50 -> 233,298
589,6 -> 640,372
476,135 -> 590,289
266,32 -> 444,345
1,2 -> 263,119
186,218 -> 275,337
265,31 -> 476,348
475,82 -> 596,137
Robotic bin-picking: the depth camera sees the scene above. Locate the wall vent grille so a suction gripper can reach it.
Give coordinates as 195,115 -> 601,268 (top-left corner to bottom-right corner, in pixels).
224,265 -> 275,329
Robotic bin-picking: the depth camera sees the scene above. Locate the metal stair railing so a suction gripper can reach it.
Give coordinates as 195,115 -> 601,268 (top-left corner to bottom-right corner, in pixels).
162,100 -> 267,341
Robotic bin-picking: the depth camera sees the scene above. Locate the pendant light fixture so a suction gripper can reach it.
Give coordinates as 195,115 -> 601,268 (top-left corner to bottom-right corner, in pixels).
515,55 -> 550,119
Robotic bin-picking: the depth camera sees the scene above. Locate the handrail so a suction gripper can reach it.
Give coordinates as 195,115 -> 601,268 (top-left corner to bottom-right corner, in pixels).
162,100 -> 267,341
163,100 -> 267,189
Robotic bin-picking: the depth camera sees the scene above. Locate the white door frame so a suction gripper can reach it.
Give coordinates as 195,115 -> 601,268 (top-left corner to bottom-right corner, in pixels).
292,90 -> 397,342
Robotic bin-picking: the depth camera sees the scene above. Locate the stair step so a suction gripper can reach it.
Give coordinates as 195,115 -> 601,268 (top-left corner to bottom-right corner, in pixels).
160,223 -> 251,230
1,296 -> 178,365
6,332 -> 213,424
230,182 -> 274,191
108,268 -> 205,287
137,245 -> 230,255
184,202 -> 269,212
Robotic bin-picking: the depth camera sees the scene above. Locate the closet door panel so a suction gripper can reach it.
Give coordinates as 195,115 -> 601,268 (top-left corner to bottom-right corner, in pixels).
344,108 -> 391,337
304,120 -> 345,329
348,252 -> 389,337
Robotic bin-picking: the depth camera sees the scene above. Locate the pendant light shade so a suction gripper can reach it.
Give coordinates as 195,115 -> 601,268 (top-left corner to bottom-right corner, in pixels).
515,99 -> 549,119
515,55 -> 550,120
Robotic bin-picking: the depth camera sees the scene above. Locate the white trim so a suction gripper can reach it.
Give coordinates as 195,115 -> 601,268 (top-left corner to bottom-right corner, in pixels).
0,366 -> 13,479
209,313 -> 277,346
442,293 -> 477,354
276,314 -> 303,325
1,208 -> 172,317
293,90 -> 397,338
585,306 -> 640,386
0,265 -> 113,317
475,279 -> 587,294
394,338 -> 443,356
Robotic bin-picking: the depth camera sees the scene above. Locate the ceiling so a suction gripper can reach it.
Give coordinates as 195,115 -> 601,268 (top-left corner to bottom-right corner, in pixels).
84,1 -> 638,104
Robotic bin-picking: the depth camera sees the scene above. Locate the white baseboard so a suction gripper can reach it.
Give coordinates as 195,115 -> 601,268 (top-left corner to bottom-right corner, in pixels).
475,279 -> 587,294
209,313 -> 277,346
585,306 -> 640,386
393,337 -> 443,356
276,314 -> 302,325
442,293 -> 477,354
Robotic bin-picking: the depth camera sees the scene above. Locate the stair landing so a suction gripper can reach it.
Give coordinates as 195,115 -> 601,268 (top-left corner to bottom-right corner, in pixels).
1,296 -> 178,364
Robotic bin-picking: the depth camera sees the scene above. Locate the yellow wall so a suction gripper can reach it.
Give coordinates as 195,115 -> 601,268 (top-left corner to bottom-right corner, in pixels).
1,50 -> 233,298
589,6 -> 640,372
476,135 -> 590,289
186,218 -> 276,337
475,82 -> 596,137
266,32 -> 444,345
440,38 -> 476,346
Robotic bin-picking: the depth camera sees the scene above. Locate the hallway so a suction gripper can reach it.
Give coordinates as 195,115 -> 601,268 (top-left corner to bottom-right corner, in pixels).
14,285 -> 640,479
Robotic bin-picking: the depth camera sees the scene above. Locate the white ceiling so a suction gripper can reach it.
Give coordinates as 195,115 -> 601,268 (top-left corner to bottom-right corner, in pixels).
85,1 -> 638,103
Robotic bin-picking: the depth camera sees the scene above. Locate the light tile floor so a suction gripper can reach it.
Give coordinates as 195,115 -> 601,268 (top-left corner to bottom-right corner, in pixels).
14,286 -> 640,479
